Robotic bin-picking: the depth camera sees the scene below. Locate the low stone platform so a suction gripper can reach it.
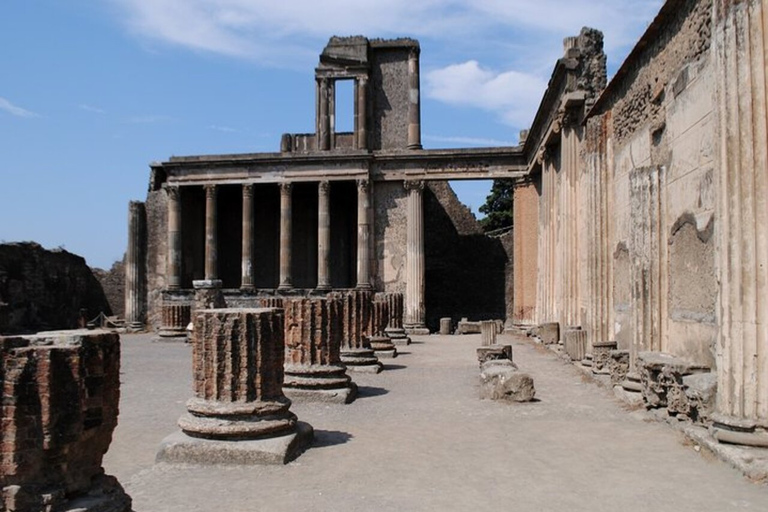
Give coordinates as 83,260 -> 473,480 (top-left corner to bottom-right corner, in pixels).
341,348 -> 383,373
157,422 -> 314,466
284,364 -> 358,404
368,335 -> 397,359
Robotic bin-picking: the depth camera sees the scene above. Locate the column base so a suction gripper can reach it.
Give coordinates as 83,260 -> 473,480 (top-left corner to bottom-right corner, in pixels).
240,284 -> 256,293
712,414 -> 768,448
404,324 -> 430,336
368,336 -> 398,359
156,422 -> 314,466
283,364 -> 357,404
2,475 -> 132,512
385,327 -> 411,346
341,348 -> 382,373
127,321 -> 145,332
156,328 -> 188,342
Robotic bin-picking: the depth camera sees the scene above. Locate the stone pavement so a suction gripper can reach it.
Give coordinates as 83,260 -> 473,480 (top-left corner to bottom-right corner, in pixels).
105,333 -> 768,511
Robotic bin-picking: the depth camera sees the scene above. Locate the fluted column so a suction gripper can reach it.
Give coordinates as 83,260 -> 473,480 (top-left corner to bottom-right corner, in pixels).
317,181 -> 331,291
318,78 -> 331,151
125,201 -> 146,329
562,119 -> 581,328
712,0 -> 768,446
407,49 -> 422,150
166,185 -> 182,290
404,180 -> 426,332
278,182 -> 293,290
356,76 -> 368,150
204,185 -> 218,280
356,179 -> 372,290
241,184 -> 254,291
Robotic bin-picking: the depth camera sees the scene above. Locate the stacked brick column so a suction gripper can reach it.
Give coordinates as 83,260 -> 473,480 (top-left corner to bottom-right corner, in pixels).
159,308 -> 313,465
330,290 -> 382,373
368,293 -> 397,358
1,330 -> 131,512
383,292 -> 411,346
282,297 -> 356,403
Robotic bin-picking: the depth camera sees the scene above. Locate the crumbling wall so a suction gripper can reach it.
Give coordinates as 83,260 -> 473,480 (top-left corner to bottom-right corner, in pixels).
373,181 -> 408,294
0,243 -> 111,334
424,181 -> 508,331
93,259 -> 125,318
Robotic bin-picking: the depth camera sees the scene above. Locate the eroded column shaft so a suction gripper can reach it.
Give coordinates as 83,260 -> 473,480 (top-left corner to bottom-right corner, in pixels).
241,184 -> 254,290
279,183 -> 293,290
204,185 -> 218,280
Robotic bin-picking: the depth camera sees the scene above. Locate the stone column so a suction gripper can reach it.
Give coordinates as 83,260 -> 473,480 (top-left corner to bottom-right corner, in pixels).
125,201 -> 146,330
282,297 -> 356,404
356,76 -> 368,150
316,181 -> 331,291
317,78 -> 331,151
331,289 -> 382,373
356,179 -> 372,290
407,48 -> 422,150
384,292 -> 411,345
480,320 -> 497,347
278,182 -> 293,290
0,330 -> 132,512
712,0 -> 768,447
166,185 -> 182,290
404,180 -> 428,334
512,179 -> 539,325
204,184 -> 218,281
158,308 -> 313,464
241,184 -> 255,291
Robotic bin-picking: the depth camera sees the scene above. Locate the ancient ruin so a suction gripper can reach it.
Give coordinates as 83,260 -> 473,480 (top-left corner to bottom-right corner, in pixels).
0,330 -> 131,512
157,307 -> 313,465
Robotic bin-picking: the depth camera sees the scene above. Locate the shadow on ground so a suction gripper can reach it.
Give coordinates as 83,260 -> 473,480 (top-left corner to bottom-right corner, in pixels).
312,430 -> 353,448
382,364 -> 407,371
355,386 -> 389,399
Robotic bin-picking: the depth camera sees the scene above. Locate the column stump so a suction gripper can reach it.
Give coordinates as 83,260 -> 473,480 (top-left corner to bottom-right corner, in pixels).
333,290 -> 382,374
367,335 -> 397,359
383,292 -> 411,346
157,308 -> 313,465
282,297 -> 357,404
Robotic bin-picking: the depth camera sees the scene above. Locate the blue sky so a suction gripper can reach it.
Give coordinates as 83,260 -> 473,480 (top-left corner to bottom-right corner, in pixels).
0,0 -> 663,269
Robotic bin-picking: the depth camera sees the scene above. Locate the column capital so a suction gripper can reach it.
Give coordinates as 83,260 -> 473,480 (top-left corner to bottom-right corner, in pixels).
165,184 -> 181,201
356,178 -> 370,193
204,184 -> 217,198
318,180 -> 330,194
404,180 -> 425,192
280,182 -> 293,195
242,183 -> 254,198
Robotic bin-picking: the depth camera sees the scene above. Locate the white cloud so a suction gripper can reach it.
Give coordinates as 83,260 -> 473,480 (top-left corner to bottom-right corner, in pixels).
0,97 -> 40,118
79,104 -> 106,114
425,61 -> 547,127
209,125 -> 237,132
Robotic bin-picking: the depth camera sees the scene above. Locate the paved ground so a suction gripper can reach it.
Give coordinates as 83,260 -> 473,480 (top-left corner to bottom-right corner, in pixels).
105,333 -> 768,511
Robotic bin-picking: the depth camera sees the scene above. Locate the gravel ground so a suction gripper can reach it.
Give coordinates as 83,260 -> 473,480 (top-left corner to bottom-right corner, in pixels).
104,333 -> 768,511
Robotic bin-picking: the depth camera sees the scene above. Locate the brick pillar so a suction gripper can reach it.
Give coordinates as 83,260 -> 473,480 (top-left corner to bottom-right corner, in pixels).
330,290 -> 382,373
282,297 -> 356,404
0,331 -> 131,512
369,293 -> 397,358
159,308 -> 313,465
384,292 -> 411,345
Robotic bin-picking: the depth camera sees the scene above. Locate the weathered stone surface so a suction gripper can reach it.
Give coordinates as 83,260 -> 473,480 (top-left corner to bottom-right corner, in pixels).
683,372 -> 716,422
0,330 -> 131,512
592,341 -> 617,374
382,292 -> 411,346
157,300 -> 191,339
331,290 -> 382,373
609,350 -> 630,386
480,320 -> 497,347
457,318 -> 481,335
0,242 -> 112,334
479,366 -> 535,402
367,335 -> 397,359
534,322 -> 560,345
282,297 -> 356,404
193,279 -> 226,311
93,259 -> 126,320
563,328 -> 587,361
439,317 -> 452,335
637,351 -> 709,410
477,344 -> 513,366
160,308 -> 313,464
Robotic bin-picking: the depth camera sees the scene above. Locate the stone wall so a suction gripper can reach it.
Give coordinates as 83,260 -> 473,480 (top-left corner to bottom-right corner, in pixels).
93,259 -> 125,318
0,243 -> 111,334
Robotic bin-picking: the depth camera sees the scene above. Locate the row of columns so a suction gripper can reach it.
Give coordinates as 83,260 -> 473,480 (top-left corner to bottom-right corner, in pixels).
164,180 -> 426,329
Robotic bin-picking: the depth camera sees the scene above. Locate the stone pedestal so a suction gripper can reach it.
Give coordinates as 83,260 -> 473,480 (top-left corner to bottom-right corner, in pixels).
332,290 -> 382,373
367,335 -> 397,359
157,308 -> 313,465
477,344 -> 513,366
0,330 -> 131,512
383,292 -> 411,346
439,317 -> 452,335
480,321 -> 497,346
282,297 -> 356,404
609,350 -> 630,386
534,322 -> 560,345
563,328 -> 587,362
592,341 -> 617,375
193,279 -> 226,311
157,301 -> 191,341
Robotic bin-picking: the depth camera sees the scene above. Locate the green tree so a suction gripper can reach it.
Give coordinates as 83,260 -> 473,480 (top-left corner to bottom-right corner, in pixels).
479,179 -> 514,233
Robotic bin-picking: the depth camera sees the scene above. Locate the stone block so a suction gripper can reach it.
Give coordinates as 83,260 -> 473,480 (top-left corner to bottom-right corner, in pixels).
479,366 -> 536,402
563,328 -> 587,361
477,344 -> 513,366
592,341 -> 617,374
535,322 -> 560,345
331,290 -> 383,373
0,330 -> 131,512
480,320 -> 497,346
683,372 -> 717,421
457,318 -> 481,334
439,317 -> 452,335
367,335 -> 397,359
637,351 -> 709,410
609,350 -> 630,386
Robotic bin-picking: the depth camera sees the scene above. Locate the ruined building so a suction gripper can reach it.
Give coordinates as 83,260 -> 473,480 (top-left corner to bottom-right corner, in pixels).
126,0 -> 768,449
